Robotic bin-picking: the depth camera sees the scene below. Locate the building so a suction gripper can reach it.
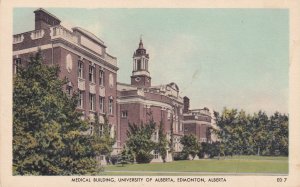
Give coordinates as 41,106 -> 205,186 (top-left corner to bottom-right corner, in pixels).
13,8 -> 119,162
116,39 -> 184,162
13,8 -> 213,163
182,96 -> 213,143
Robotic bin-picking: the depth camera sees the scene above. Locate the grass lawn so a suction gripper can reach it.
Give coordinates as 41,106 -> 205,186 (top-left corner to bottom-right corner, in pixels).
102,156 -> 288,176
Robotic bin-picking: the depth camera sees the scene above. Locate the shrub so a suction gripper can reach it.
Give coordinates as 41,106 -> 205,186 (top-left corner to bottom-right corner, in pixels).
135,151 -> 154,163
173,152 -> 189,161
110,155 -> 120,165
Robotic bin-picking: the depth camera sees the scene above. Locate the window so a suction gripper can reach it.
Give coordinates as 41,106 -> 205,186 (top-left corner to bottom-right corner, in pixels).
89,124 -> 94,135
67,85 -> 72,96
89,93 -> 95,111
108,98 -> 113,115
109,73 -> 114,88
78,60 -> 84,78
78,91 -> 84,108
98,124 -> 103,136
99,70 -> 104,86
89,65 -> 95,83
154,150 -> 159,159
121,111 -> 128,118
99,96 -> 105,113
137,59 -> 141,70
14,58 -> 21,74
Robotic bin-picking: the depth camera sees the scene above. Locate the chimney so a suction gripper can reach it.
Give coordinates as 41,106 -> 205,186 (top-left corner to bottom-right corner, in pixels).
34,8 -> 61,30
183,96 -> 190,113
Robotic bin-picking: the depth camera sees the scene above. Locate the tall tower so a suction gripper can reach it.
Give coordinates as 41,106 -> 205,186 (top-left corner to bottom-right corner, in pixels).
131,38 -> 151,87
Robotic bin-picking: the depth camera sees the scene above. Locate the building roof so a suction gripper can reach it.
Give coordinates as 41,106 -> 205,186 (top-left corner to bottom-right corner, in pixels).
34,8 -> 61,22
72,27 -> 105,46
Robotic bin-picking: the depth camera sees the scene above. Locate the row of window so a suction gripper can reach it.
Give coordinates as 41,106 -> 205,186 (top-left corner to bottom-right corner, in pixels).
78,91 -> 114,115
78,61 -> 105,86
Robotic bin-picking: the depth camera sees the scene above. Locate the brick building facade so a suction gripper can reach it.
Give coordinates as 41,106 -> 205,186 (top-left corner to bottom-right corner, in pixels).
13,8 -> 213,163
13,9 -> 119,159
117,39 -> 184,162
182,96 -> 213,143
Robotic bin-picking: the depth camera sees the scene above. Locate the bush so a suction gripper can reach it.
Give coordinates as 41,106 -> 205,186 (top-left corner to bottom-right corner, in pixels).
173,152 -> 189,161
135,151 -> 154,163
110,155 -> 120,165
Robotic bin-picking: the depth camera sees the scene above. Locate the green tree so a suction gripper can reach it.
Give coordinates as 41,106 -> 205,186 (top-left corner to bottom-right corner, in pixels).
250,111 -> 269,156
91,114 -> 115,165
214,108 -> 288,157
13,51 -> 99,175
268,112 -> 288,156
180,134 -> 200,160
119,147 -> 134,166
126,120 -> 156,163
157,121 -> 168,162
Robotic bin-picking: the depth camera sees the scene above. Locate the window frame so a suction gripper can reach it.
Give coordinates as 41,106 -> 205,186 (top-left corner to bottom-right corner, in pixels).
99,96 -> 105,113
99,69 -> 104,86
78,60 -> 84,79
121,111 -> 128,118
108,98 -> 113,115
89,65 -> 95,83
78,91 -> 84,109
89,93 -> 96,111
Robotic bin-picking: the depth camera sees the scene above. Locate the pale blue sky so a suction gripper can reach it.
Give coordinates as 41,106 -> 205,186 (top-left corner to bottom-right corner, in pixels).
13,8 -> 289,114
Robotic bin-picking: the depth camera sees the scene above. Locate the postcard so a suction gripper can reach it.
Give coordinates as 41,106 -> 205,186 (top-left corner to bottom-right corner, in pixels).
1,0 -> 300,187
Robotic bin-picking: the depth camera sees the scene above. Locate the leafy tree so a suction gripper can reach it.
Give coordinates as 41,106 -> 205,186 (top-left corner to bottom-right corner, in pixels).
180,134 -> 200,160
169,113 -> 175,159
268,112 -> 288,155
13,51 -> 99,175
119,147 -> 134,166
214,108 -> 288,157
126,120 -> 156,163
91,114 -> 115,165
157,121 -> 169,162
249,111 -> 269,156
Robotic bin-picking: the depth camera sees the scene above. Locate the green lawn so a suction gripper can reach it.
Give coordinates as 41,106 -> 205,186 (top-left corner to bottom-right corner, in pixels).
102,156 -> 288,175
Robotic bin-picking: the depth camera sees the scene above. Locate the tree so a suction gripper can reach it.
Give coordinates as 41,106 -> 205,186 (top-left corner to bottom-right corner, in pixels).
214,108 -> 289,157
119,147 -> 134,166
126,120 -> 156,163
91,114 -> 115,165
180,134 -> 200,160
268,112 -> 288,156
13,51 -> 99,175
249,111 -> 269,156
157,121 -> 168,162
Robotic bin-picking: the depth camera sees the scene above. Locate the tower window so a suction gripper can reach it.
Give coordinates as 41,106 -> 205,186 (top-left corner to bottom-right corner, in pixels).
78,60 -> 84,78
137,59 -> 141,70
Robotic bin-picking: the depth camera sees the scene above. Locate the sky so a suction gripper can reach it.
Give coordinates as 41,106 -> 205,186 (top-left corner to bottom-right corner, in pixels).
13,8 -> 289,115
